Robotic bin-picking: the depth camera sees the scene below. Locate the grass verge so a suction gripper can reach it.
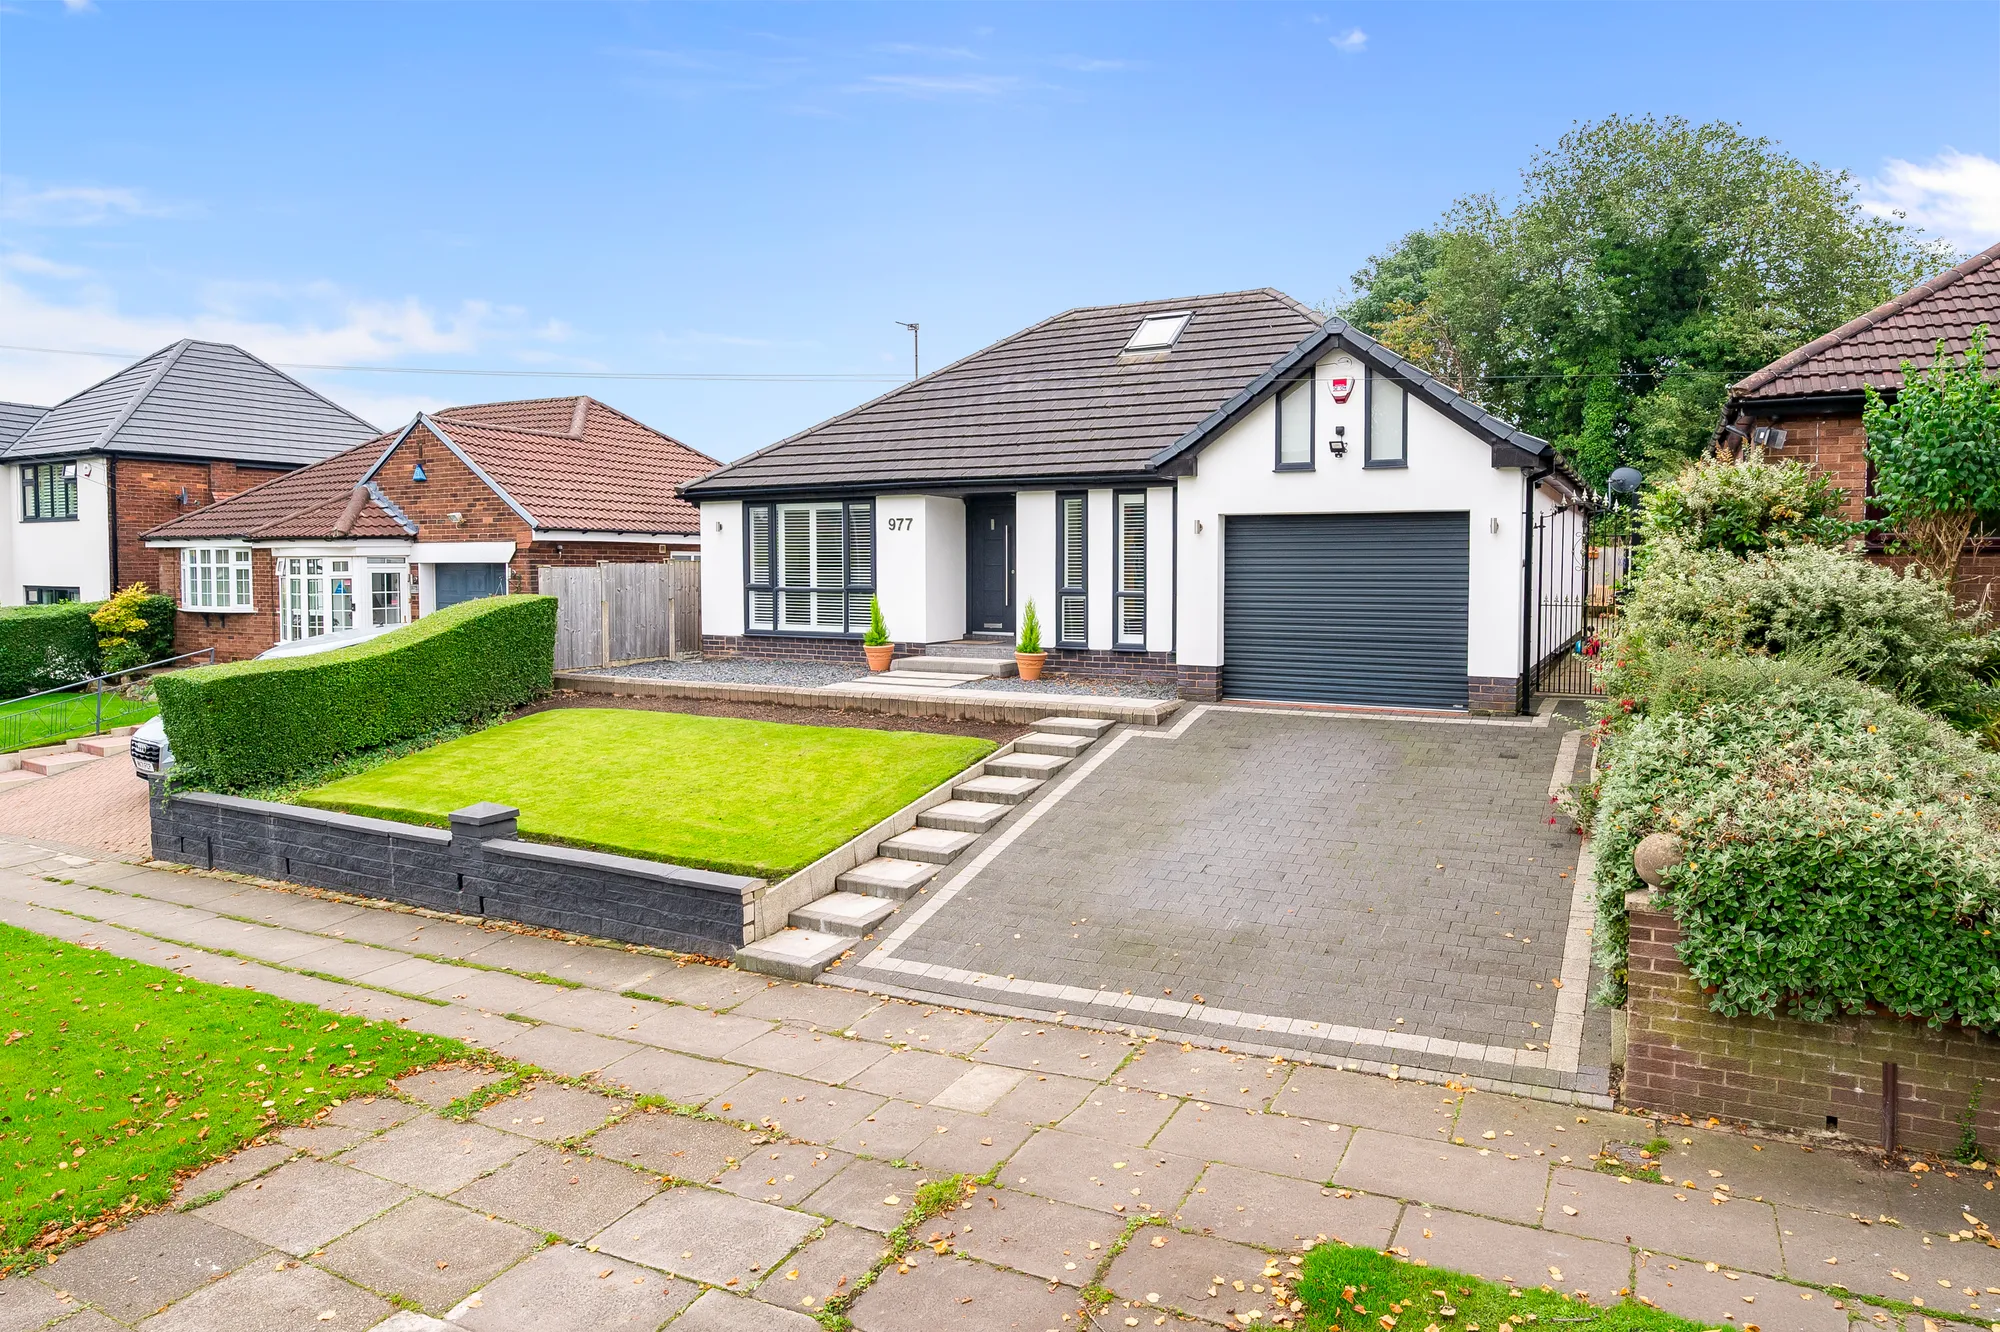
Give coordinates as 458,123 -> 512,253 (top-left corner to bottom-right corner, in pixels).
296,707 -> 996,878
0,922 -> 464,1269
1297,1242 -> 1706,1332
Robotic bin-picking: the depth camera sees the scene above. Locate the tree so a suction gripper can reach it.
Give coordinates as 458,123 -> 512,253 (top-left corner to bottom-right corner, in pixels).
1865,328 -> 2000,586
1339,115 -> 1951,490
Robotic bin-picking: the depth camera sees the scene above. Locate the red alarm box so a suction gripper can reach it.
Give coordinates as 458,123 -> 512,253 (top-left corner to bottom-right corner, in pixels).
1328,376 -> 1354,403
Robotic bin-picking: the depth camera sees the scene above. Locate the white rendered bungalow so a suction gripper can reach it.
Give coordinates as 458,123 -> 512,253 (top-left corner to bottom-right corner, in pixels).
683,290 -> 1585,712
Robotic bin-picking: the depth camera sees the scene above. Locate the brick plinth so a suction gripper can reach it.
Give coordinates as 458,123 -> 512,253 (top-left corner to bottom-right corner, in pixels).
1622,890 -> 2000,1154
1467,674 -> 1522,715
1175,665 -> 1220,701
1041,647 -> 1176,683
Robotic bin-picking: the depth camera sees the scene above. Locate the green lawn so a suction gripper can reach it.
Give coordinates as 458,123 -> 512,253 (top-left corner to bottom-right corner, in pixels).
1296,1240 -> 1707,1332
0,689 -> 157,754
0,922 -> 463,1268
299,707 -> 997,878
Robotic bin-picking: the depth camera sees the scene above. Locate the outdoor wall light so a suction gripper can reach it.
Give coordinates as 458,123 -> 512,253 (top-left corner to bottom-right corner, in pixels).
411,461 -> 428,482
1329,425 -> 1348,458
1194,518 -> 1204,534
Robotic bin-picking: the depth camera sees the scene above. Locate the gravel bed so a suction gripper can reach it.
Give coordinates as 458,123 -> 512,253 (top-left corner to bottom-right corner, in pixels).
963,675 -> 1177,699
579,659 -> 866,687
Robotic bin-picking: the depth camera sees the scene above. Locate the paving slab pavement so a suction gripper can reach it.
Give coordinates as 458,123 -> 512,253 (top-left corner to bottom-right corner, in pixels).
4,835 -> 1999,1332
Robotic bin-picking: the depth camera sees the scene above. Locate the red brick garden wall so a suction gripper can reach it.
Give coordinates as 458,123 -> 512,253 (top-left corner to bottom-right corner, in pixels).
1622,890 -> 2000,1155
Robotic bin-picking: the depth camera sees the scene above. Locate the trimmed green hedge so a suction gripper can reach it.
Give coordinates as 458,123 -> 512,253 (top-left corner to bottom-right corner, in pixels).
0,603 -> 98,699
0,594 -> 174,699
155,594 -> 556,789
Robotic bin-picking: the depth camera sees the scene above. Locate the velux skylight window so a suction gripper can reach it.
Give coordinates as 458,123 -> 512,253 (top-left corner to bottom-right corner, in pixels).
1123,312 -> 1191,352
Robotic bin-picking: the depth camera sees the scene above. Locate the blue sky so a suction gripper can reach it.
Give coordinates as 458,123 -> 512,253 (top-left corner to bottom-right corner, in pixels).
4,2 -> 1997,461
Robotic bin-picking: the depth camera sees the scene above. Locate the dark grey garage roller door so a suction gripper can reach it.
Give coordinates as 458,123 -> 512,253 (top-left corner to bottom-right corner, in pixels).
1223,512 -> 1469,708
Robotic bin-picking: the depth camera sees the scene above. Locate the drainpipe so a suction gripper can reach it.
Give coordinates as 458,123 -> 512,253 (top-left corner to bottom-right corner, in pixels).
1517,461 -> 1555,715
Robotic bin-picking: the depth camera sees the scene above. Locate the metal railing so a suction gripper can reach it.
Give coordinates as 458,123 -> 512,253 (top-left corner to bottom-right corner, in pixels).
0,648 -> 216,754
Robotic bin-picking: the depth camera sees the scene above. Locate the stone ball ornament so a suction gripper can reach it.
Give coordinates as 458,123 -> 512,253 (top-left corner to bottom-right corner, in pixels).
1632,832 -> 1684,888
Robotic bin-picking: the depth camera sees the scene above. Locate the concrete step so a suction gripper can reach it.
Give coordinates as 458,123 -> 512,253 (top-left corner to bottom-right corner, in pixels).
918,799 -> 1011,835
1016,731 -> 1093,758
854,670 -> 987,687
953,774 -> 1044,806
0,770 -> 46,791
75,735 -> 131,757
1036,716 -> 1115,738
894,655 -> 1017,677
984,752 -> 1071,780
21,752 -> 99,777
735,929 -> 850,982
789,891 -> 898,937
837,856 -> 940,901
878,826 -> 979,865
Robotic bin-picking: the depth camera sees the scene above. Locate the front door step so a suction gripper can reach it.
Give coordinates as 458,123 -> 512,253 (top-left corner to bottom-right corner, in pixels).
1035,716 -> 1115,738
837,856 -> 939,900
878,826 -> 979,865
789,891 -> 897,937
984,752 -> 1070,780
953,774 -> 1043,805
918,799 -> 1010,834
735,929 -> 849,981
1016,732 -> 1092,758
893,654 -> 1017,677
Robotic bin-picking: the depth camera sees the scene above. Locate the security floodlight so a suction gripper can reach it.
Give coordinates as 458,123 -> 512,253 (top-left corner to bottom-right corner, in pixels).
1607,466 -> 1643,496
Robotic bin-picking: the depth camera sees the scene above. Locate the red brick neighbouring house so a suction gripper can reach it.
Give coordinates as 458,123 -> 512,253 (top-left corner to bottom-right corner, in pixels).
143,396 -> 717,660
1720,240 -> 2000,597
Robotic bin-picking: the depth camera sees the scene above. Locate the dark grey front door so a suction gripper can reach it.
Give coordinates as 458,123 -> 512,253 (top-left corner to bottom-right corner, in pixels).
1222,512 -> 1470,709
434,562 -> 508,610
966,496 -> 1015,635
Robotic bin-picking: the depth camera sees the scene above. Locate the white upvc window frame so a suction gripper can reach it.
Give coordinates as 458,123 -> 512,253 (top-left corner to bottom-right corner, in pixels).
179,546 -> 254,612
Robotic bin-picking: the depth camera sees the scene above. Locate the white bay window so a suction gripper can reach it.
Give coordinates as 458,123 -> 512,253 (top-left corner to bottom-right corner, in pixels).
180,546 -> 253,611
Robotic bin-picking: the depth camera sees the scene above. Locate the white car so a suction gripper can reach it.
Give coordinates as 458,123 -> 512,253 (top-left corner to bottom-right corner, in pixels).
132,625 -> 399,778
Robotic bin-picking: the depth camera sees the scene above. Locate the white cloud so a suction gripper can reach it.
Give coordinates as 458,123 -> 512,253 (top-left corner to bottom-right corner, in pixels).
1863,150 -> 2000,251
1330,27 -> 1367,53
62,0 -> 93,12
0,255 -> 565,426
0,179 -> 187,227
847,73 -> 1022,97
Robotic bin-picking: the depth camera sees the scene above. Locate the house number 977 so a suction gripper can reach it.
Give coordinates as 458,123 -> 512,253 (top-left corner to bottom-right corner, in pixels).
885,518 -> 914,531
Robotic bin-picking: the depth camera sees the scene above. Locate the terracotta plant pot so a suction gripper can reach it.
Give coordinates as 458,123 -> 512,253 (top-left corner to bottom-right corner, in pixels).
864,644 -> 894,672
1015,651 -> 1047,682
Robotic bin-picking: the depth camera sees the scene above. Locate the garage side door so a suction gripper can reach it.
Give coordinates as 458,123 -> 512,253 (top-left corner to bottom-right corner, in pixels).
1222,512 -> 1470,709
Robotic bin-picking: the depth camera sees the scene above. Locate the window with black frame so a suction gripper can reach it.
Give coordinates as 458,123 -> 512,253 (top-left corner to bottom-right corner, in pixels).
1366,366 -> 1408,467
1114,491 -> 1146,648
1057,492 -> 1087,647
21,462 -> 79,521
1276,375 -> 1314,469
745,499 -> 875,634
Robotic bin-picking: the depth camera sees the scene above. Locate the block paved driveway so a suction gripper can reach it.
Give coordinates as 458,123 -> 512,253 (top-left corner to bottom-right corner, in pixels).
848,705 -> 1611,1095
0,751 -> 151,857
3,837 -> 1994,1332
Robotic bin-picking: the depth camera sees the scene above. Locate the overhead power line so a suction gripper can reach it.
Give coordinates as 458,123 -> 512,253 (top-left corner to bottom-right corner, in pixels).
0,343 -> 906,384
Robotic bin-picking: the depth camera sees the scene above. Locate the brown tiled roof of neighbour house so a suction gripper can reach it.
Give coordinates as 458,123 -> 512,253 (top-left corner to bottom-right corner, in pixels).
1730,241 -> 2000,403
143,396 -> 717,542
684,288 -> 1561,498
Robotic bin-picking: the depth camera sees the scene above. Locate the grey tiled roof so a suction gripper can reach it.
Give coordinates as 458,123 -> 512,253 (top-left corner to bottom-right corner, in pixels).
684,288 -> 1559,498
2,340 -> 379,466
0,401 -> 47,449
683,290 -> 1325,495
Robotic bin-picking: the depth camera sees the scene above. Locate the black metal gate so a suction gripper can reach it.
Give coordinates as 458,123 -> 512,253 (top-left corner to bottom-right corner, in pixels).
1530,505 -> 1636,698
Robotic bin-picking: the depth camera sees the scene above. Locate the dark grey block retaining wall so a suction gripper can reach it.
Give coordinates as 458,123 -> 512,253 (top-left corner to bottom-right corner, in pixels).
149,783 -> 762,960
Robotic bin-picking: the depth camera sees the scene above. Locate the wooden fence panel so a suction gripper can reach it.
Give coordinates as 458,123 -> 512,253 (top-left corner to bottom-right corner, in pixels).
538,560 -> 700,671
